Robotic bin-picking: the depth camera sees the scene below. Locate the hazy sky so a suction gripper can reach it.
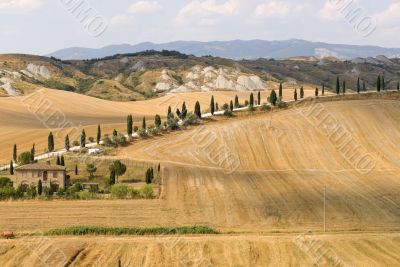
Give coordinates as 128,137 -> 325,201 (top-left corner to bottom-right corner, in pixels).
0,0 -> 399,55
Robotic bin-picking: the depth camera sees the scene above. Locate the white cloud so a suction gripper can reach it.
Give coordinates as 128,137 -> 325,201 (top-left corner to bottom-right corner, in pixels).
176,0 -> 238,25
0,0 -> 43,12
373,3 -> 400,27
110,15 -> 131,26
318,1 -> 342,21
254,1 -> 302,18
128,1 -> 161,14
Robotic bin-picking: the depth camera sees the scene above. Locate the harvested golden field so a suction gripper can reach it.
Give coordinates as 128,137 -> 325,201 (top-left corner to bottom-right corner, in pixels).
0,233 -> 399,266
0,87 -> 318,164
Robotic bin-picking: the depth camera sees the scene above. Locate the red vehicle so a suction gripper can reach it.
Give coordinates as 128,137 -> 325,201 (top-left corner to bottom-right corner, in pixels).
1,231 -> 15,239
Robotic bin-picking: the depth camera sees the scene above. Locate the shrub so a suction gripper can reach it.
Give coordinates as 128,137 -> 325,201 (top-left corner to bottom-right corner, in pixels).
79,191 -> 98,200
72,140 -> 80,146
277,100 -> 288,109
223,109 -> 233,117
110,184 -> 129,199
0,177 -> 12,188
261,104 -> 271,111
137,128 -> 148,137
147,126 -> 161,136
128,187 -> 140,199
74,182 -> 83,192
182,113 -> 199,126
141,185 -> 154,199
57,188 -> 66,196
26,185 -> 37,199
167,117 -> 180,130
88,137 -> 95,143
0,186 -> 16,200
112,134 -> 127,146
18,151 -> 32,165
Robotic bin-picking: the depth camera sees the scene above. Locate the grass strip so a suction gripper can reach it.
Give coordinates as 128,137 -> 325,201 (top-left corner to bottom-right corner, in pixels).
44,226 -> 219,236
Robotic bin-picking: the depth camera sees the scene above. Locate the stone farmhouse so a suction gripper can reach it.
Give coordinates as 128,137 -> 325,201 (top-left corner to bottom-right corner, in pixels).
15,163 -> 68,191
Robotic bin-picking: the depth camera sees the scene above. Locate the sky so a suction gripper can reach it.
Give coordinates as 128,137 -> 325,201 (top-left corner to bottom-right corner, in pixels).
0,0 -> 399,55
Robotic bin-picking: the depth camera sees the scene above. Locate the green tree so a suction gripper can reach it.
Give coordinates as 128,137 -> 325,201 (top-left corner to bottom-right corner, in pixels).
269,89 -> 277,106
48,132 -> 54,152
155,114 -> 162,128
336,76 -> 340,95
194,101 -> 201,119
9,161 -> 14,175
113,129 -> 118,136
60,155 -> 65,166
86,163 -> 97,179
176,108 -> 181,118
145,167 -> 154,184
382,76 -> 385,90
109,168 -> 116,186
300,86 -> 304,99
322,84 -> 325,96
13,144 -> 17,162
363,81 -> 366,91
294,89 -> 298,101
210,96 -> 215,115
30,143 -> 35,162
397,81 -> 400,91
257,91 -> 261,105
167,106 -> 172,119
181,102 -> 187,119
315,87 -> 319,97
56,156 -> 60,165
249,93 -> 254,106
37,180 -> 42,196
377,75 -> 381,92
18,151 -> 32,165
279,82 -> 283,98
142,117 -> 146,129
230,100 -> 234,111
342,80 -> 346,94
0,177 -> 12,188
109,160 -> 127,183
80,130 -> 86,148
65,135 -> 70,151
127,115 -> 133,136
234,95 -> 239,108
97,125 -> 101,144
357,77 -> 360,93
75,164 -> 78,175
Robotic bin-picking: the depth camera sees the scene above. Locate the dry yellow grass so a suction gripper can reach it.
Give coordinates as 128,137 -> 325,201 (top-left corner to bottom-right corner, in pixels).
0,87 -> 318,164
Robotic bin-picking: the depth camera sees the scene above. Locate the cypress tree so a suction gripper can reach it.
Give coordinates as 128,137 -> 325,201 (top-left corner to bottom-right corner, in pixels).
269,89 -> 277,106
37,180 -> 42,196
176,108 -> 181,118
300,86 -> 304,99
357,77 -> 360,93
181,102 -> 187,119
158,163 -> 161,172
216,102 -> 219,111
194,101 -> 201,119
363,81 -> 366,91
13,144 -> 17,162
113,129 -> 118,136
257,91 -> 261,105
60,155 -> 65,166
294,89 -> 298,101
30,144 -> 35,162
10,161 -> 14,175
210,96 -> 215,115
145,168 -> 151,184
249,93 -> 254,106
315,87 -> 319,97
279,82 -> 283,98
322,84 -> 325,96
142,117 -> 146,129
56,155 -> 60,165
382,76 -> 385,90
336,76 -> 340,95
230,100 -> 234,111
397,81 -> 400,91
342,80 -> 346,94
167,106 -> 172,118
65,135 -> 70,151
127,115 -> 133,136
97,125 -> 101,144
48,132 -> 54,152
377,75 -> 381,92
109,168 -> 116,185
80,130 -> 86,147
75,164 -> 78,175
234,95 -> 239,108
155,114 -> 161,128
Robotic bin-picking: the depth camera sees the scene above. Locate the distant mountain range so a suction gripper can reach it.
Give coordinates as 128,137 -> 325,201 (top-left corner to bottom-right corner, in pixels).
47,39 -> 400,60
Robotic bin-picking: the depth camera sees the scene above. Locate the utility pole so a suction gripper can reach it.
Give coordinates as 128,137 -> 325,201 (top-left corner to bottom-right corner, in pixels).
324,186 -> 326,233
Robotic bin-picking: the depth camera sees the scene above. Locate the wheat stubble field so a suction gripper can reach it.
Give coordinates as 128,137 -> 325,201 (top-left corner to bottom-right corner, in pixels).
0,92 -> 399,266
